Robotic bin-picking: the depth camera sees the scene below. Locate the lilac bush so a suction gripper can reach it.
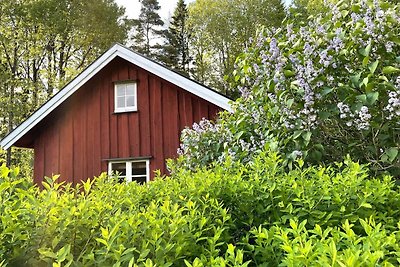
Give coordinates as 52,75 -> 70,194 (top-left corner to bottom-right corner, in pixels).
178,0 -> 400,176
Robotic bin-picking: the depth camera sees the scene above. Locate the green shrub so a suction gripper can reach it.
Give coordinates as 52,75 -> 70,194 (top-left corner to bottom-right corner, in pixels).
1,151 -> 400,266
178,0 -> 400,176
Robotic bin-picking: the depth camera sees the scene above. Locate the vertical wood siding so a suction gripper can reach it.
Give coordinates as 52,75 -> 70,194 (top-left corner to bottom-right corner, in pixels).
32,57 -> 223,183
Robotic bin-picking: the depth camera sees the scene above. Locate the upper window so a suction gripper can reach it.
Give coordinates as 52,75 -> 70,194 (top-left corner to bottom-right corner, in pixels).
108,160 -> 149,184
114,82 -> 137,113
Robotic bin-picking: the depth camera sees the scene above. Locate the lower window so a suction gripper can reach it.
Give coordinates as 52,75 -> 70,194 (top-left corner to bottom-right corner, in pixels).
108,160 -> 150,184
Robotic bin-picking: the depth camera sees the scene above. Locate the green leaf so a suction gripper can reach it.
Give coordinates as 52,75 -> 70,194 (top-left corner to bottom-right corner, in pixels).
386,147 -> 398,162
95,238 -> 108,247
57,245 -> 70,262
362,56 -> 369,66
321,87 -> 333,96
0,164 -> 10,178
38,249 -> 57,259
356,94 -> 367,104
360,202 -> 372,209
286,98 -> 294,108
302,131 -> 312,145
359,43 -> 371,57
284,70 -> 295,77
383,66 -> 400,74
391,36 -> 400,45
351,4 -> 361,12
366,92 -> 379,105
350,73 -> 361,87
139,249 -> 150,259
368,60 -> 379,74
293,131 -> 302,139
361,77 -> 369,88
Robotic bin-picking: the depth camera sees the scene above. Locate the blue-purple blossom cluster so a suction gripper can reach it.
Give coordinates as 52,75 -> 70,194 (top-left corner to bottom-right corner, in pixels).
337,103 -> 372,130
237,0 -> 399,134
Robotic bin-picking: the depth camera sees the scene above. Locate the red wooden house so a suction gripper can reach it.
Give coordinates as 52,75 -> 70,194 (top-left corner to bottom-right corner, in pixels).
0,44 -> 231,184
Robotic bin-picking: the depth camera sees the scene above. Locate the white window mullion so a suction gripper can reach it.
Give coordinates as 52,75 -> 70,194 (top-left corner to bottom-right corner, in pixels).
146,160 -> 150,182
126,162 -> 132,183
108,162 -> 112,176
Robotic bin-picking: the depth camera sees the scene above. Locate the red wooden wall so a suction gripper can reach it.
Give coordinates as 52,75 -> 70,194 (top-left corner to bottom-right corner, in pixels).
30,57 -> 222,184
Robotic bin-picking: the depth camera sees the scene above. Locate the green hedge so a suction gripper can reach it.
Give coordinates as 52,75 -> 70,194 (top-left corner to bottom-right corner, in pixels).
1,152 -> 400,266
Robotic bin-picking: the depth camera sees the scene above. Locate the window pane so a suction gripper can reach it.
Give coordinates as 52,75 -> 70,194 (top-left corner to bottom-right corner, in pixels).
116,85 -> 126,97
117,96 -> 125,108
126,84 -> 135,95
133,176 -> 146,184
126,95 -> 135,107
132,161 -> 146,176
111,162 -> 126,176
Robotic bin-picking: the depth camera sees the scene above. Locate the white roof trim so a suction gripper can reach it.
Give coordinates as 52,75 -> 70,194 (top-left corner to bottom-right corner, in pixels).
0,44 -> 231,150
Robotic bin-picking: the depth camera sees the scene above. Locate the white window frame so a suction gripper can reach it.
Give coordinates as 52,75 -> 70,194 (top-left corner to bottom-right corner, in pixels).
108,159 -> 150,183
114,82 -> 137,113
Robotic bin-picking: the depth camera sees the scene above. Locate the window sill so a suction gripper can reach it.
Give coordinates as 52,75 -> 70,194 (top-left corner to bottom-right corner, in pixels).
113,109 -> 138,115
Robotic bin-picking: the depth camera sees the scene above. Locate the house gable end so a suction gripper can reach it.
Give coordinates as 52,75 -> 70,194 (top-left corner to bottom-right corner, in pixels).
0,44 -> 231,150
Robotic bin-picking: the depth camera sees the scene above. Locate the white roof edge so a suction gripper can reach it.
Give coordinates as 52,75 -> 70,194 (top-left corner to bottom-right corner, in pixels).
0,44 -> 232,150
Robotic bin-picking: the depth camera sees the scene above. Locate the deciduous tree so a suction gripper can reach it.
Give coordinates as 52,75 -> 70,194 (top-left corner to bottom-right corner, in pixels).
188,0 -> 286,96
0,0 -> 128,168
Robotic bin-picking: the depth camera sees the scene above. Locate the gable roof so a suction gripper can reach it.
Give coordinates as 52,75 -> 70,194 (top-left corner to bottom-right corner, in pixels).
0,43 -> 232,150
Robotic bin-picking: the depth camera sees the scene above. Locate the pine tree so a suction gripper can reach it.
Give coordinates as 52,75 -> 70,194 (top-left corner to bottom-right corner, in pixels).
131,0 -> 164,57
159,0 -> 191,75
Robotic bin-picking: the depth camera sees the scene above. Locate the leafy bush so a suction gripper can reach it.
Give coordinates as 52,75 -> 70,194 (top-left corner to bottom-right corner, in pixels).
178,0 -> 400,176
1,150 -> 400,266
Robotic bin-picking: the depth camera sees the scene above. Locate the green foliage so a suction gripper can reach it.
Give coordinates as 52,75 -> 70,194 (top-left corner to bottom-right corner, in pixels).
187,0 -> 286,95
1,150 -> 400,265
179,0 -> 400,177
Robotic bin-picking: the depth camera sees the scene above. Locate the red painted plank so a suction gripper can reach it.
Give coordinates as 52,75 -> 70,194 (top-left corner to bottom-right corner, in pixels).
150,74 -> 164,178
184,92 -> 193,127
109,65 -> 119,158
128,65 -> 140,156
44,120 -> 60,178
73,92 -> 85,183
86,84 -> 95,179
91,77 -> 102,176
33,135 -> 45,185
199,99 -> 209,120
118,60 -> 130,81
118,113 -> 130,158
129,65 -> 138,80
59,112 -> 74,184
100,72 -> 111,173
192,97 -> 200,123
138,69 -> 151,156
162,84 -> 179,159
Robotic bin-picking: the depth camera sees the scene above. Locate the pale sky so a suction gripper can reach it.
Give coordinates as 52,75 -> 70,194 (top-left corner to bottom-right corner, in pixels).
115,0 -> 195,22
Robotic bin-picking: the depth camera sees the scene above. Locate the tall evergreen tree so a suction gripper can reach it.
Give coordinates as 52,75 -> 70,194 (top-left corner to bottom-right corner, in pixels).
159,0 -> 191,75
131,0 -> 164,57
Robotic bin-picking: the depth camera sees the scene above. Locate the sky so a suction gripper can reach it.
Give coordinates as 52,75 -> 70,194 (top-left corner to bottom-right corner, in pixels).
114,0 -> 195,21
